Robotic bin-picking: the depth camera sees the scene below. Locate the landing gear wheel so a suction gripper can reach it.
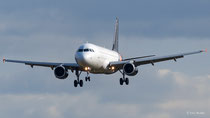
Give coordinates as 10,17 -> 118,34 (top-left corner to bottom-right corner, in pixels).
120,78 -> 123,85
85,77 -> 90,82
125,78 -> 129,85
79,80 -> 83,87
74,80 -> 78,87
85,77 -> 91,82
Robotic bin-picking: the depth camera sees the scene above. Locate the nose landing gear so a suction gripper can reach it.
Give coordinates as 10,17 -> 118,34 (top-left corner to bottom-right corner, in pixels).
85,72 -> 91,81
74,70 -> 91,87
85,76 -> 90,81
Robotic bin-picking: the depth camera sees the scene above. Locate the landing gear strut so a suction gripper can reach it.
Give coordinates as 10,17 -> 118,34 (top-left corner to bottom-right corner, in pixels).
74,70 -> 83,87
119,70 -> 129,85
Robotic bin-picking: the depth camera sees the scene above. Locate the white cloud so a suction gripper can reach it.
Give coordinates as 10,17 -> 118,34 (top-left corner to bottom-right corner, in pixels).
157,69 -> 171,77
157,69 -> 187,86
208,75 -> 210,79
146,112 -> 171,118
1,72 -> 209,118
157,98 -> 210,117
155,69 -> 210,116
172,72 -> 188,86
0,92 -> 143,118
159,99 -> 203,110
46,106 -> 62,118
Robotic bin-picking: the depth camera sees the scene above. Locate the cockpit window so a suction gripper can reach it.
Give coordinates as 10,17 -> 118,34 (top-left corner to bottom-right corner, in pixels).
90,49 -> 94,52
78,49 -> 83,52
77,48 -> 94,52
84,49 -> 89,52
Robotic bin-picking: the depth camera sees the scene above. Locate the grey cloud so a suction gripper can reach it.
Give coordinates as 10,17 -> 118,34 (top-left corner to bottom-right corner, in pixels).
0,0 -> 210,38
0,0 -> 209,118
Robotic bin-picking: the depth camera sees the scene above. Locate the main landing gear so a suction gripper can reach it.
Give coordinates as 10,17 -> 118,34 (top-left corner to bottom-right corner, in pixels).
74,70 -> 91,87
74,70 -> 83,87
119,70 -> 129,85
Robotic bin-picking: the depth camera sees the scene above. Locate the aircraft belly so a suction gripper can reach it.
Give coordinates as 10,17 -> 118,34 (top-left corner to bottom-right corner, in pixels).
89,60 -> 115,74
90,68 -> 116,74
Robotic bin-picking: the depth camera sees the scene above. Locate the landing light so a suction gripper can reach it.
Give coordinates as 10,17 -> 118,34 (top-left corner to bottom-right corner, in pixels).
110,66 -> 115,70
84,67 -> 91,71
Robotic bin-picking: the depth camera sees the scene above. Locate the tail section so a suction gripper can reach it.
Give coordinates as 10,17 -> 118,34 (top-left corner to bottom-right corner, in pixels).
112,18 -> 119,52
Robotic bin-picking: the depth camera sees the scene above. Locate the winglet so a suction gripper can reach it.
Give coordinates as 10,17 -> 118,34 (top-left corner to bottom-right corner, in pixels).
202,48 -> 207,53
3,57 -> 5,63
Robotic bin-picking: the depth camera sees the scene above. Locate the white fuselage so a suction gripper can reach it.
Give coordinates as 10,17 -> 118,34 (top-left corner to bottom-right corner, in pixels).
75,43 -> 121,74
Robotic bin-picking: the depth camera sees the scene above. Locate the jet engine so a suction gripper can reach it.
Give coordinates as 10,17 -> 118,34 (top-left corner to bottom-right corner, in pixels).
123,62 -> 138,76
54,65 -> 69,79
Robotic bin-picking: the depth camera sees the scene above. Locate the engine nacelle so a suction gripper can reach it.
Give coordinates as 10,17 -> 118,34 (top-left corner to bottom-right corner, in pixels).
54,65 -> 69,79
123,62 -> 138,76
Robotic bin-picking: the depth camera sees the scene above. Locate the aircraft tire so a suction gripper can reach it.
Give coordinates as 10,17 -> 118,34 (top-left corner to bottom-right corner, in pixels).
125,78 -> 129,85
120,78 -> 123,85
74,80 -> 78,87
79,80 -> 83,87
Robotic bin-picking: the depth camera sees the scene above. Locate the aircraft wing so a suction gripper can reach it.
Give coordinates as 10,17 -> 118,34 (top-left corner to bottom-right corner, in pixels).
109,50 -> 205,69
3,59 -> 81,70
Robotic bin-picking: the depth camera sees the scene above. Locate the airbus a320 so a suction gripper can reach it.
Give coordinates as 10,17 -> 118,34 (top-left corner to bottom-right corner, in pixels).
3,18 -> 206,87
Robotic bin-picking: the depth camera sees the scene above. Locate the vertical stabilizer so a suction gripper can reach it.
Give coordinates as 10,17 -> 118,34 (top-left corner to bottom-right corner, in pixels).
112,18 -> 119,52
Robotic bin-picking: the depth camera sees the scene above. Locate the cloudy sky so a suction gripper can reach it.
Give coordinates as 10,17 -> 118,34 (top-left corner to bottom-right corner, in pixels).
0,0 -> 209,118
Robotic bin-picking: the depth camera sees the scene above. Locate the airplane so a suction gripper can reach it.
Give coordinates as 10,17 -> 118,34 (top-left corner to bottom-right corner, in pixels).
3,18 -> 206,87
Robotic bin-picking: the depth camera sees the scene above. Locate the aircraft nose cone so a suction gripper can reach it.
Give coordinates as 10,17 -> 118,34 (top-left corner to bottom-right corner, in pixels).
76,53 -> 91,67
81,54 -> 89,61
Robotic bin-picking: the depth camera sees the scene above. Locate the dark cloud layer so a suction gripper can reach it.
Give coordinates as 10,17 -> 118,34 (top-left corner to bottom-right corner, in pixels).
0,0 -> 210,38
